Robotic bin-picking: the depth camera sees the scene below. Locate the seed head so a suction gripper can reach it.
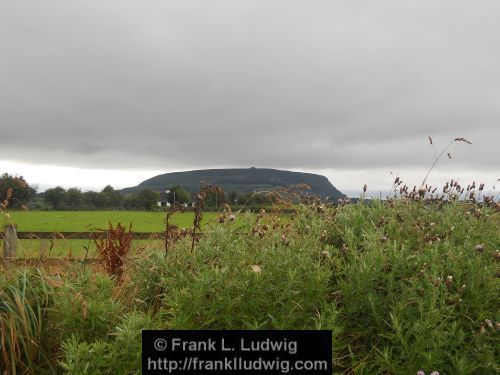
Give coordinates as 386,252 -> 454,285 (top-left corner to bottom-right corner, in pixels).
250,265 -> 262,273
340,243 -> 349,256
445,275 -> 453,288
480,324 -> 487,334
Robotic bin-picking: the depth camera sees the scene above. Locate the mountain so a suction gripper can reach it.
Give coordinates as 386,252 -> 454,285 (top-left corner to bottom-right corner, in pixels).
122,167 -> 345,199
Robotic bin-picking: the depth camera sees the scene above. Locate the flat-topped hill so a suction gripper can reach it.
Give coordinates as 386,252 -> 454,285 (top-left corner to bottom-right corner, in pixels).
122,167 -> 344,199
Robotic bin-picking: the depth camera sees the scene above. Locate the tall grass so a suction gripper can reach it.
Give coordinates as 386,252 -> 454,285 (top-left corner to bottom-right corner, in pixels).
0,269 -> 54,374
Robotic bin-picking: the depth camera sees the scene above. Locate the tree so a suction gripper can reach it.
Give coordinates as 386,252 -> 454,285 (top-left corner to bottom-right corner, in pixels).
123,194 -> 140,210
136,189 -> 159,210
0,173 -> 36,208
205,191 -> 224,208
100,185 -> 123,208
82,191 -> 100,209
167,185 -> 190,204
66,187 -> 83,209
43,186 -> 66,210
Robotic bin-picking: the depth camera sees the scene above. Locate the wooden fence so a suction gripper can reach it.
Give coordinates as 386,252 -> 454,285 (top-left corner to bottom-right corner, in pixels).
1,224 -> 168,261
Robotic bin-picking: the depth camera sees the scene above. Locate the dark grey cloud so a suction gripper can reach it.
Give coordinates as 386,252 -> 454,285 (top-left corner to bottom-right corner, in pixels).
1,0 -> 499,179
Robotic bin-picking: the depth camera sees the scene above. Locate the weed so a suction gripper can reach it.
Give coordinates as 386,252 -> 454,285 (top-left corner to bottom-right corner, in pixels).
94,222 -> 132,282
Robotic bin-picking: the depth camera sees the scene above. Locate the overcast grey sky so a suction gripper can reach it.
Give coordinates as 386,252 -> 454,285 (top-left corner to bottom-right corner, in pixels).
0,0 -> 498,195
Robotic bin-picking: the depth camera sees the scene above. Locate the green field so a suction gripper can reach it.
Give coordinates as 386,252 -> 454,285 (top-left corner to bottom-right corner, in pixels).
1,211 -> 217,258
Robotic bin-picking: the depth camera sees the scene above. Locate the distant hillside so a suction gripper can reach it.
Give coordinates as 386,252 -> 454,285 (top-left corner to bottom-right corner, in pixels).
122,168 -> 345,200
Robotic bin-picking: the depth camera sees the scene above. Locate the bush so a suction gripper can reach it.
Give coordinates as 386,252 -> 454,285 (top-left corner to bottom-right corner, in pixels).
51,270 -> 121,342
59,312 -> 159,374
133,200 -> 499,374
134,212 -> 338,329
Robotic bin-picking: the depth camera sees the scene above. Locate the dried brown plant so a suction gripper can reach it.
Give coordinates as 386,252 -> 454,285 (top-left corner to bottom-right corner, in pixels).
94,222 -> 132,282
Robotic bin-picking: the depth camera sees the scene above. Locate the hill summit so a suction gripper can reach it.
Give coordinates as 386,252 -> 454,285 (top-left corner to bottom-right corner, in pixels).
122,168 -> 344,200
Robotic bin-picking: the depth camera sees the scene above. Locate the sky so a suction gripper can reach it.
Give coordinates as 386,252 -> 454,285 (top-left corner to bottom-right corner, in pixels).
0,0 -> 498,197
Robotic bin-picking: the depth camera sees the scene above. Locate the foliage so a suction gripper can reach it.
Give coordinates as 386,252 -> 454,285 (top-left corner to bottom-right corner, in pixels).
0,269 -> 54,374
0,173 -> 35,208
95,222 -> 133,282
136,189 -> 159,210
43,186 -> 67,210
167,185 -> 190,204
51,270 -> 121,343
58,312 -> 158,374
66,187 -> 83,209
133,192 -> 499,374
1,185 -> 499,373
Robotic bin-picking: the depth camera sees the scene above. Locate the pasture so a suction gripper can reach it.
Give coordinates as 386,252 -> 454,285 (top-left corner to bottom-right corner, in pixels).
1,210 -> 217,258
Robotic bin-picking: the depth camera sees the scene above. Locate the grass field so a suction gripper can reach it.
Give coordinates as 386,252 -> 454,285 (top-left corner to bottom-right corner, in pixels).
1,211 -> 217,258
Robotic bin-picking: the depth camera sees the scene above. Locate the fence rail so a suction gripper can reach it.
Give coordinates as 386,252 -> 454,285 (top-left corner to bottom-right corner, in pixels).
1,224 -> 170,260
1,231 -> 166,240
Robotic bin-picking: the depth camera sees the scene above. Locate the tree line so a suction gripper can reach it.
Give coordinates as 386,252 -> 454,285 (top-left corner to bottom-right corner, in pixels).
42,185 -> 160,210
1,173 -> 272,211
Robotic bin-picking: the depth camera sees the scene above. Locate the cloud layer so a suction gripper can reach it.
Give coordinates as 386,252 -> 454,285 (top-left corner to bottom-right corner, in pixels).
0,1 -> 498,190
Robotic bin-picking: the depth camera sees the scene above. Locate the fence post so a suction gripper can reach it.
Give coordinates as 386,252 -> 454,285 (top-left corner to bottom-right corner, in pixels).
3,224 -> 17,259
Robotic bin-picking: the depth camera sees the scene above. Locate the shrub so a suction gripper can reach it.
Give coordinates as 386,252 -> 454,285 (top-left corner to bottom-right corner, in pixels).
59,312 -> 159,374
51,270 -> 121,342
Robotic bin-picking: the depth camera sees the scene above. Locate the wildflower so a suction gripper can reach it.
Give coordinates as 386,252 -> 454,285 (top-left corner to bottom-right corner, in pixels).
431,277 -> 441,287
445,275 -> 453,288
430,372 -> 440,375
417,370 -> 425,375
475,244 -> 484,253
458,284 -> 466,294
340,244 -> 349,256
281,234 -> 289,246
250,265 -> 262,273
